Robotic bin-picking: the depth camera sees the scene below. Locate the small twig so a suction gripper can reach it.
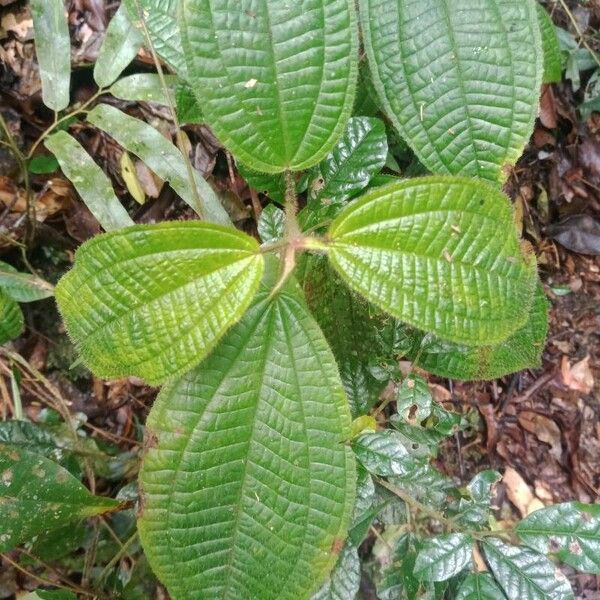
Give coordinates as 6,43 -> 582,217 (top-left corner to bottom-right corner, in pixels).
96,531 -> 138,584
557,0 -> 600,69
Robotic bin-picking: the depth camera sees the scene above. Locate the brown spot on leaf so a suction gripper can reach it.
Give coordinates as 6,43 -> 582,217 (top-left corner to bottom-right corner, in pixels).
330,538 -> 344,555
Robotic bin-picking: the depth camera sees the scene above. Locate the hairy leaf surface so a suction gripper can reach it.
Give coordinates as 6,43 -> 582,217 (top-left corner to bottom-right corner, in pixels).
45,131 -> 134,232
537,4 -> 562,84
138,279 -> 355,599
55,222 -> 264,384
327,176 -> 537,345
180,0 -> 359,172
517,502 -> 600,574
360,0 -> 543,181
0,445 -> 119,552
88,104 -> 230,226
0,291 -> 23,344
31,0 -> 71,111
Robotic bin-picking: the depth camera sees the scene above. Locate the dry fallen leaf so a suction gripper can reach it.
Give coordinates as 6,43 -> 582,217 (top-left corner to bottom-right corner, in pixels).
560,355 -> 594,395
503,466 -> 545,517
518,411 -> 562,460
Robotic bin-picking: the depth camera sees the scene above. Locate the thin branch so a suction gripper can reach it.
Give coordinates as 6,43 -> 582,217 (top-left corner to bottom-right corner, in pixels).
557,0 -> 600,69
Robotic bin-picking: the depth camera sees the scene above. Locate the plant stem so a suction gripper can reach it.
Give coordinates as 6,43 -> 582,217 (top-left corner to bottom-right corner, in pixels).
283,170 -> 300,238
96,531 -> 139,584
130,0 -> 205,219
557,0 -> 600,69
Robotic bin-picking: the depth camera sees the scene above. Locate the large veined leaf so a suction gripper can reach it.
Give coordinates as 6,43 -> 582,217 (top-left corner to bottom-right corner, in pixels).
87,104 -> 230,226
138,276 -> 355,599
180,0 -> 359,173
410,284 -> 549,380
327,176 -> 538,346
45,131 -> 134,232
456,573 -> 505,600
0,262 -> 54,302
0,290 -> 23,344
31,0 -> 71,111
360,0 -> 543,182
413,534 -> 472,581
483,539 -> 574,600
0,445 -> 120,552
537,4 -> 562,84
93,3 -> 143,88
517,502 -> 600,574
55,222 -> 264,384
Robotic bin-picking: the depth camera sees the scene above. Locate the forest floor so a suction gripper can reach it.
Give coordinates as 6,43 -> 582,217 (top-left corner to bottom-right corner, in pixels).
0,0 -> 599,598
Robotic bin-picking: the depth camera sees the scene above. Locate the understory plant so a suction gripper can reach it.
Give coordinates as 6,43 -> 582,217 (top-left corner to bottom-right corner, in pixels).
1,0 -> 599,599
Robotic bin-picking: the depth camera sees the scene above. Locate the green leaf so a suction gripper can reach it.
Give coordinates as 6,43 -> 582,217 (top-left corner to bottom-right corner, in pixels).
483,539 -> 574,600
94,3 -> 144,88
28,154 -> 59,174
238,163 -> 286,205
452,470 -> 501,527
413,534 -> 472,582
110,74 -> 177,105
352,431 -> 414,476
87,104 -> 230,226
175,79 -> 203,124
180,0 -> 359,173
124,0 -> 186,74
312,543 -> 360,600
138,277 -> 355,599
23,591 -> 77,600
327,176 -> 538,346
300,255 -> 404,416
410,283 -> 549,380
31,0 -> 71,111
537,5 -> 563,84
0,262 -> 53,302
55,222 -> 264,384
0,291 -> 24,344
45,131 -> 134,232
517,502 -> 600,574
456,573 -> 505,600
257,204 -> 285,243
360,0 -> 543,182
377,535 -> 421,600
397,375 -> 432,423
308,116 -> 388,205
0,445 -> 120,552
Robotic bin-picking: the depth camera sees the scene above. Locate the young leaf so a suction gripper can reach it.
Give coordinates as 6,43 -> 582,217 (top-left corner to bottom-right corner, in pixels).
180,0 -> 359,173
0,290 -> 24,344
456,573 -> 505,600
124,0 -> 186,75
360,0 -> 543,182
352,431 -> 414,476
312,543 -> 361,600
483,538 -> 574,600
138,280 -> 355,599
410,284 -> 549,380
537,4 -> 563,84
55,222 -> 264,384
31,0 -> 71,111
94,3 -> 144,88
110,73 -> 177,105
257,204 -> 285,243
308,116 -> 388,206
87,104 -> 230,226
327,176 -> 538,346
516,502 -> 600,574
0,262 -> 53,302
413,534 -> 472,582
45,131 -> 134,232
0,445 -> 120,552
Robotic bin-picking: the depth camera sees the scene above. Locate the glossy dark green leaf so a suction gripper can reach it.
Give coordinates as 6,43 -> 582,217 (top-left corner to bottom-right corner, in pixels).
31,0 -> 71,111
0,445 -> 120,552
377,535 -> 421,600
0,291 -> 23,344
327,176 -> 538,346
537,5 -> 563,84
55,222 -> 264,384
0,262 -> 53,302
87,104 -> 230,226
397,375 -> 432,422
110,74 -> 177,105
410,284 -> 549,380
517,502 -> 600,574
414,534 -> 472,582
483,539 -> 574,600
352,431 -> 415,476
360,0 -> 543,182
138,276 -> 355,599
456,573 -> 505,600
45,131 -> 134,232
388,461 -> 455,510
312,543 -> 360,600
94,3 -> 144,88
180,0 -> 359,172
257,204 -> 285,243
